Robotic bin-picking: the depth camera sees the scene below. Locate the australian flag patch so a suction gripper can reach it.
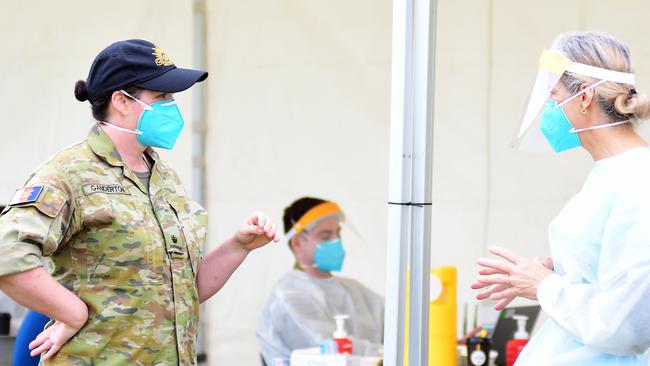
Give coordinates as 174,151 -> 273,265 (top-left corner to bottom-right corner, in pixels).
9,186 -> 44,205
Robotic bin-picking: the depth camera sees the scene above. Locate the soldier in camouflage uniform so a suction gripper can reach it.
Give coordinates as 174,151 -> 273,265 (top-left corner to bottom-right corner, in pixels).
0,39 -> 280,365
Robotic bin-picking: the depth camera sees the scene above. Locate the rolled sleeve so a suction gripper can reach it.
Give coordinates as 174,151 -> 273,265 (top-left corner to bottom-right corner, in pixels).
0,184 -> 74,277
0,240 -> 43,276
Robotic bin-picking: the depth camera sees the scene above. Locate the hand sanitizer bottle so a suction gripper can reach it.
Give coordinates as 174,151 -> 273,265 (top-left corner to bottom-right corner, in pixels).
333,314 -> 352,354
506,315 -> 529,366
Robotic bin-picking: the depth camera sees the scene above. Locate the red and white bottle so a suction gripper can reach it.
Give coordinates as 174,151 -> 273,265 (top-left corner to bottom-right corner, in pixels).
333,314 -> 353,354
506,315 -> 529,366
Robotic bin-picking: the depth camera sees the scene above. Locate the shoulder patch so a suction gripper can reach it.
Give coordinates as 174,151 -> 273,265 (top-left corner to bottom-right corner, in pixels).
9,186 -> 44,205
83,184 -> 129,195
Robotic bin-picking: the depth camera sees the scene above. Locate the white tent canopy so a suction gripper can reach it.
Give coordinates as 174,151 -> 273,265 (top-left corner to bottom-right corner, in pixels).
3,1 -> 650,365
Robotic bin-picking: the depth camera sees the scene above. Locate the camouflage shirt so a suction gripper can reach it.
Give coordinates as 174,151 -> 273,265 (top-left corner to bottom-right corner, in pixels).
0,125 -> 207,365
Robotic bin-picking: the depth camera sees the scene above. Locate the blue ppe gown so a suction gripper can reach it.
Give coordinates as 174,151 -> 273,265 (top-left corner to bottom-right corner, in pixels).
515,147 -> 650,365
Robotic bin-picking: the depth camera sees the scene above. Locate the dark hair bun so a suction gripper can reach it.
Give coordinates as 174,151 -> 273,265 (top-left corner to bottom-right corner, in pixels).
74,80 -> 89,102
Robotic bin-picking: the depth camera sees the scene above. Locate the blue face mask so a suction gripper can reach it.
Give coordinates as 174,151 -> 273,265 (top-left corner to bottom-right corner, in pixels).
312,238 -> 346,272
539,99 -> 582,153
101,90 -> 185,150
135,99 -> 185,149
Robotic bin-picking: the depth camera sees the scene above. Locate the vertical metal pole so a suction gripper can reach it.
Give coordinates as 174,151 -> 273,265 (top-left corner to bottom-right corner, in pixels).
384,0 -> 413,364
192,0 -> 207,206
408,0 -> 436,364
192,0 -> 208,362
385,0 -> 437,365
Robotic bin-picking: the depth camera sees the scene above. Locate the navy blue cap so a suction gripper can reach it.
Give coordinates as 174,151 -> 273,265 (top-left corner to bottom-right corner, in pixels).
85,39 -> 208,102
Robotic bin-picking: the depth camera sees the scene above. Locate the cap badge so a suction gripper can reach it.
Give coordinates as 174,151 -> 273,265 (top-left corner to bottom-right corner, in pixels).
152,45 -> 174,67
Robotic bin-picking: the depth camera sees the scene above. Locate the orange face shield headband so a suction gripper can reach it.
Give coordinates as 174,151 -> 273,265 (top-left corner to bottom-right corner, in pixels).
286,202 -> 344,240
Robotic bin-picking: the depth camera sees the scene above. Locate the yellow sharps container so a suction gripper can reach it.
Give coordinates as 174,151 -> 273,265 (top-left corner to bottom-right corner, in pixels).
405,266 -> 457,366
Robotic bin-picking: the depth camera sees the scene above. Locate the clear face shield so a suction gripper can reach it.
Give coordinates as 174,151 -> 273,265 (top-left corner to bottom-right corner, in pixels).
286,201 -> 366,272
512,49 -> 636,153
286,202 -> 345,241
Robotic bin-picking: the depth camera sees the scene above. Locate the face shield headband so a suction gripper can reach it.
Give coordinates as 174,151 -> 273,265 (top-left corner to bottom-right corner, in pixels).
286,201 -> 345,241
512,49 -> 635,153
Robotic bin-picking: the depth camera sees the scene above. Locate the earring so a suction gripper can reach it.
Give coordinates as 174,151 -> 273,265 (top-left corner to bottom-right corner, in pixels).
581,109 -> 587,114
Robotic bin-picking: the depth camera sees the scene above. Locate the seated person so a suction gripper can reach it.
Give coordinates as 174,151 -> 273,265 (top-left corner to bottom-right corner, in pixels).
257,197 -> 384,364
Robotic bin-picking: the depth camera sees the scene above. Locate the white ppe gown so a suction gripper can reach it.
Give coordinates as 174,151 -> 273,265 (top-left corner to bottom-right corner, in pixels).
515,147 -> 650,365
257,269 -> 384,364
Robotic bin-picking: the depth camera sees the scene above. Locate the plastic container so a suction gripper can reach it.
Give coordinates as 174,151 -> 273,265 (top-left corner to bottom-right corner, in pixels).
429,267 -> 457,365
0,313 -> 10,336
271,358 -> 290,366
505,315 -> 529,366
466,329 -> 491,366
333,314 -> 353,354
457,345 -> 497,366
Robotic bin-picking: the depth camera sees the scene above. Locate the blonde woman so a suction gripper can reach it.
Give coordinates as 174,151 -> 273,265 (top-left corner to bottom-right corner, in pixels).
472,32 -> 650,365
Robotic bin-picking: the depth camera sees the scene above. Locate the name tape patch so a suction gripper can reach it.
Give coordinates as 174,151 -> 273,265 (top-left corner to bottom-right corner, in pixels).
9,186 -> 44,205
83,184 -> 129,195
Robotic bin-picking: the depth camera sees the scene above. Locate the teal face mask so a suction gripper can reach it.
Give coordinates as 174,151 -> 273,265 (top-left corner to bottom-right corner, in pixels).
539,99 -> 582,153
312,238 -> 346,272
101,90 -> 185,150
135,99 -> 184,149
539,98 -> 632,153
